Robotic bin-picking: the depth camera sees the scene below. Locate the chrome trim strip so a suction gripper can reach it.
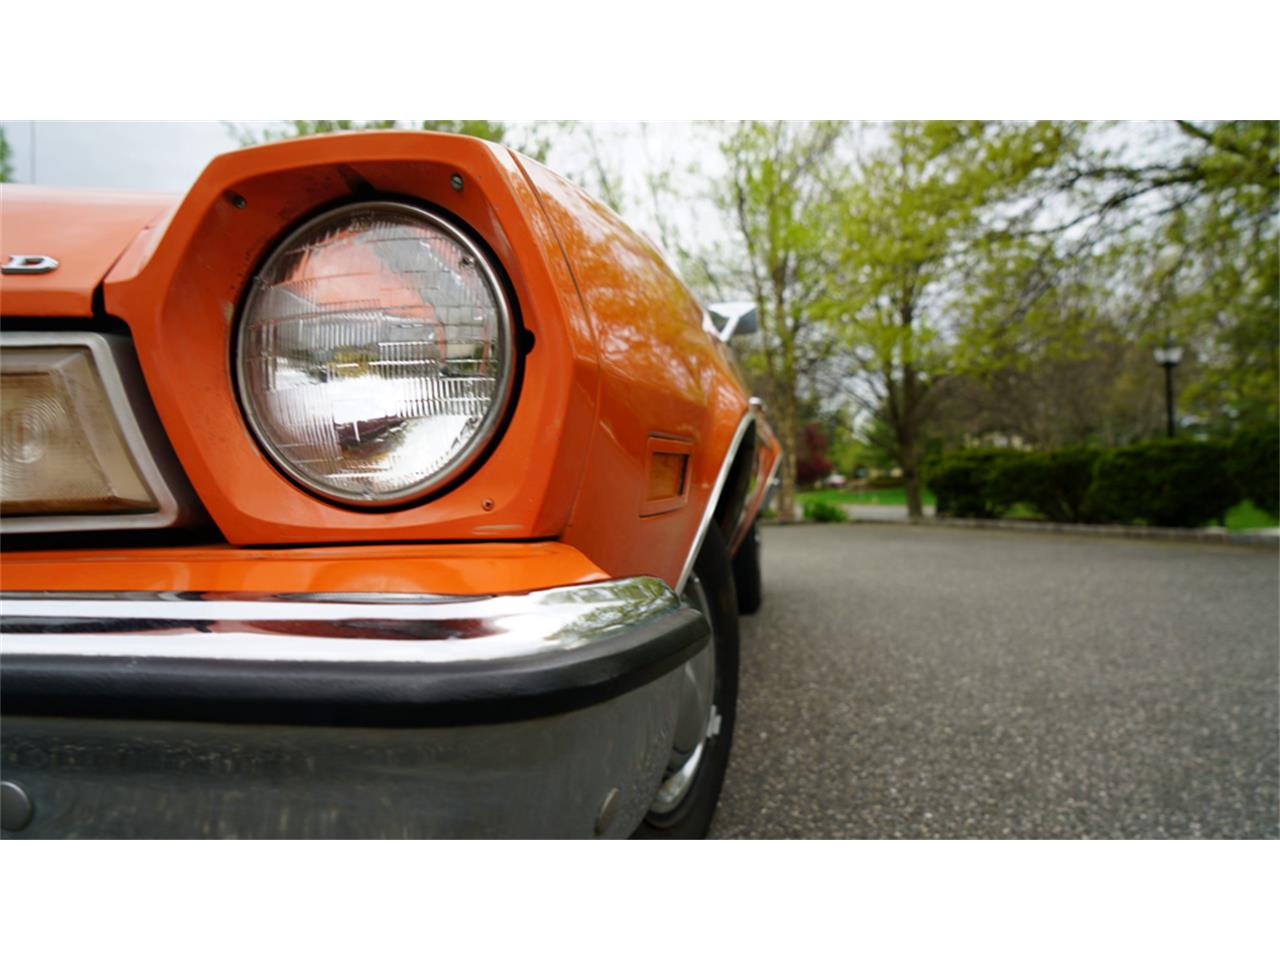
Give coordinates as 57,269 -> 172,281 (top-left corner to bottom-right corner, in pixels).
0,331 -> 198,535
0,577 -> 683,666
2,255 -> 60,275
760,450 -> 782,512
707,301 -> 757,343
675,411 -> 753,594
727,442 -> 782,554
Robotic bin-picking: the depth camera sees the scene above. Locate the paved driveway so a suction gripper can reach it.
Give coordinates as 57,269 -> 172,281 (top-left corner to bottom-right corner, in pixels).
710,523 -> 1279,838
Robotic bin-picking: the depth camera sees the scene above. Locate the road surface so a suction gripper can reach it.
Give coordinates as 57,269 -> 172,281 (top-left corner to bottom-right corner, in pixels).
710,523 -> 1279,838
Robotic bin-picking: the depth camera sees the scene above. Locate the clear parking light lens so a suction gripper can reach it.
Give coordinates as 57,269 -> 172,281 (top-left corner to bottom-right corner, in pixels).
1,347 -> 157,516
236,202 -> 514,505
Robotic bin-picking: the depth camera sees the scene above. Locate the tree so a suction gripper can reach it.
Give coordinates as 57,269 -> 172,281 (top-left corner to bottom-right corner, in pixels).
932,121 -> 1278,448
1052,121 -> 1279,428
715,121 -> 848,520
833,121 -> 1082,518
229,120 -> 553,162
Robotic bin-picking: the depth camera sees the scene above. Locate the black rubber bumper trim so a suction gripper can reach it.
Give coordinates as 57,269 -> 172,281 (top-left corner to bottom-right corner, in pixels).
0,606 -> 708,728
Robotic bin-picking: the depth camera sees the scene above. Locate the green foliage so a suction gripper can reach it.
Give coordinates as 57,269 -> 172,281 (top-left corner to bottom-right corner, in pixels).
1225,500 -> 1280,531
925,449 -> 1018,519
831,122 -> 1086,516
928,438 -> 1253,528
229,120 -> 550,161
232,120 -> 396,144
1083,121 -> 1279,428
802,499 -> 847,523
0,126 -> 12,182
827,121 -> 1276,477
715,121 -> 850,519
988,448 -> 1102,523
419,120 -> 510,143
1089,440 -> 1238,528
799,487 -> 937,508
1226,423 -> 1279,515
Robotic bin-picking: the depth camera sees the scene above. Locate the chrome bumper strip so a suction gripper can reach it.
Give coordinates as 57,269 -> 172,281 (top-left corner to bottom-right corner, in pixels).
0,578 -> 709,726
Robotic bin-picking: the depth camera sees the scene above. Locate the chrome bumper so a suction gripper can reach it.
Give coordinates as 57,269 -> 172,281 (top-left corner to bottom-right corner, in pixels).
0,578 -> 708,838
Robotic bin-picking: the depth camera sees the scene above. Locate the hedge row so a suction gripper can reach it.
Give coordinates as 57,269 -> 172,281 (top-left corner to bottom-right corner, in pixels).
925,429 -> 1278,528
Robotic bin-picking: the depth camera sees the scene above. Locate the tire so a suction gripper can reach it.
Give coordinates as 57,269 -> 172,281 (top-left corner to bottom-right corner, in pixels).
732,521 -> 763,615
633,525 -> 740,839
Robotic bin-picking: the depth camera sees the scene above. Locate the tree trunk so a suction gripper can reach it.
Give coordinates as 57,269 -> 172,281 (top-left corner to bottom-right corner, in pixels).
774,396 -> 799,522
898,350 -> 924,520
778,446 -> 798,523
771,281 -> 800,522
900,419 -> 923,521
903,450 -> 923,520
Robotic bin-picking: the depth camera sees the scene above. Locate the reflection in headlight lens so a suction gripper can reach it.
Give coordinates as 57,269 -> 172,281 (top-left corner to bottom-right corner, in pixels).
236,202 -> 513,505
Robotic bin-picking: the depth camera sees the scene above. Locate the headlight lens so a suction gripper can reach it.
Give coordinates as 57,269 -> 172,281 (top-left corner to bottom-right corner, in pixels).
236,202 -> 514,506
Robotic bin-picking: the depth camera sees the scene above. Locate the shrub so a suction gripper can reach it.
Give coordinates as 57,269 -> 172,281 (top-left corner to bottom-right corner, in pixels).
803,499 -> 846,523
925,449 -> 1019,518
1089,439 -> 1237,527
926,433 -> 1267,528
989,448 -> 1101,523
796,423 -> 835,487
986,452 -> 1039,516
1227,423 -> 1279,517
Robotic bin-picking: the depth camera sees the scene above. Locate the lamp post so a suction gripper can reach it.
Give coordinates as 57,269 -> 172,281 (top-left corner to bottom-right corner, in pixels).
1153,338 -> 1184,438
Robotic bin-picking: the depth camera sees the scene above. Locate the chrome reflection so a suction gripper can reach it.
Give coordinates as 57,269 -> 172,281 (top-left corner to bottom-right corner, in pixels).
0,577 -> 681,665
235,202 -> 516,506
649,741 -> 704,815
675,411 -> 753,593
649,571 -> 717,815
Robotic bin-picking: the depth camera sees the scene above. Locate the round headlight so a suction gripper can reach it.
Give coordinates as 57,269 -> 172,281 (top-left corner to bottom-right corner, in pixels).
236,201 -> 515,506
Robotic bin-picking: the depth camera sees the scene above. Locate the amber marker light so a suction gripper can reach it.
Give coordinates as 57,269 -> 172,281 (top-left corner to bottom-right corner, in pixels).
642,436 -> 693,516
649,453 -> 687,501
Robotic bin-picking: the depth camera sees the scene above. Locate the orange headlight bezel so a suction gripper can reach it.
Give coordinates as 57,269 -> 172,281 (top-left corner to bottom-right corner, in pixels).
104,133 -> 602,546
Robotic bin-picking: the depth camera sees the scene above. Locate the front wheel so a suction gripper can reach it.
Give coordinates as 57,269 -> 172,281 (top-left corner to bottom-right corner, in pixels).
633,525 -> 739,839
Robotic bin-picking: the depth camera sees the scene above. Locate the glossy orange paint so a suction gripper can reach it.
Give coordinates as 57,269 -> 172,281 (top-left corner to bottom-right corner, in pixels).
103,132 -> 600,549
0,542 -> 607,595
0,186 -> 176,316
517,159 -> 754,583
2,132 -> 781,590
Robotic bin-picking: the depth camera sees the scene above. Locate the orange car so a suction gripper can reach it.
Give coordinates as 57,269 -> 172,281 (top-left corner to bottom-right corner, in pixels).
0,131 -> 780,839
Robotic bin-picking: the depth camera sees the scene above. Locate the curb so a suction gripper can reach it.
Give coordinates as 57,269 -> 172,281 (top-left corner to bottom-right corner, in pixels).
848,513 -> 1280,547
762,513 -> 1279,547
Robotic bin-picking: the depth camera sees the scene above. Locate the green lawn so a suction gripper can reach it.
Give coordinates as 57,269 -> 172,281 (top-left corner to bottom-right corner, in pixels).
1223,500 -> 1279,531
798,487 -> 936,508
797,488 -> 1277,530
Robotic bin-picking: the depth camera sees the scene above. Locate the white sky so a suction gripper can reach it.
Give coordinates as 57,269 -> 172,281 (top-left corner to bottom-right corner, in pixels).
0,121 -> 727,205
2,121 -> 239,194
0,120 -> 735,267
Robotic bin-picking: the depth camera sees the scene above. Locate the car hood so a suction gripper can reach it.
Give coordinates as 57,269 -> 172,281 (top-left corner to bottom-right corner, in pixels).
0,185 -> 179,316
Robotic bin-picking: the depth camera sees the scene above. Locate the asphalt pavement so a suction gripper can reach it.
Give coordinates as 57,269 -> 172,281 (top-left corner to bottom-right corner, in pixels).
709,523 -> 1279,838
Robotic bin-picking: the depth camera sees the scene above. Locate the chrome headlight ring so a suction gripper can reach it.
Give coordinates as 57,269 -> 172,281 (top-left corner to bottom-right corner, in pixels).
234,200 -> 516,508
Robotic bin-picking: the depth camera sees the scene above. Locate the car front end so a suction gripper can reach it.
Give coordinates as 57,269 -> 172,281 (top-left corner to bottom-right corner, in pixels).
0,131 -> 779,838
